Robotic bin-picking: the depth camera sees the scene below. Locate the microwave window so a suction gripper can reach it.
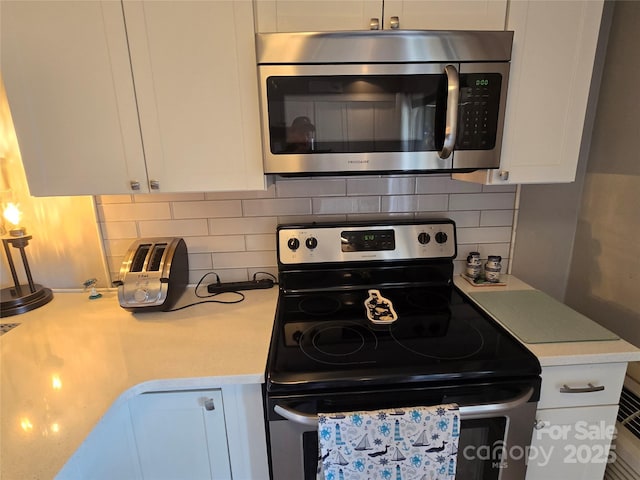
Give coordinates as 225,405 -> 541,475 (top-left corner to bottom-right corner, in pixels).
265,73 -> 502,155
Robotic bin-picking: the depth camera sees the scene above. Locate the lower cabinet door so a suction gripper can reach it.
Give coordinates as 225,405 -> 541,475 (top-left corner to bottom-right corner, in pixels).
526,405 -> 618,480
129,389 -> 232,480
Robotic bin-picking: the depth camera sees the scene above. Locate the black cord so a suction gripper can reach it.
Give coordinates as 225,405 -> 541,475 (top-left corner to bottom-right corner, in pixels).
164,272 -> 246,312
252,271 -> 278,284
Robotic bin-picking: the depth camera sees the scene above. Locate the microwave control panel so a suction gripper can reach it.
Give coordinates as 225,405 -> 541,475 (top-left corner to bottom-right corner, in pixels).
456,73 -> 502,150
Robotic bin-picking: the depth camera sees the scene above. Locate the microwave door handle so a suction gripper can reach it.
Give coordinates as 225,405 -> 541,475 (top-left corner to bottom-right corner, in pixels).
273,386 -> 534,426
438,64 -> 460,160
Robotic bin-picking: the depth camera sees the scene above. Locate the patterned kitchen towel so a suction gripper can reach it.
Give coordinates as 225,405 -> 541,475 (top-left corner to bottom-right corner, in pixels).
318,404 -> 460,480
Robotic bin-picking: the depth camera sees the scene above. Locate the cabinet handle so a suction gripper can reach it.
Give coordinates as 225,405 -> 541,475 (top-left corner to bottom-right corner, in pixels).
204,398 -> 215,411
130,181 -> 141,191
369,18 -> 380,30
559,383 -> 605,394
498,170 -> 510,181
149,180 -> 160,190
389,16 -> 400,29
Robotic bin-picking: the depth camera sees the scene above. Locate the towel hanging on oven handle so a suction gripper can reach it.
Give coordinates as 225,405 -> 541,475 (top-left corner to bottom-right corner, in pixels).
273,386 -> 534,426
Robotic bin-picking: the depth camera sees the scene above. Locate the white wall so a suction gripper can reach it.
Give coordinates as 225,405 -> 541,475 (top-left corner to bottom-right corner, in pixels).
512,1 -> 640,349
564,0 -> 640,348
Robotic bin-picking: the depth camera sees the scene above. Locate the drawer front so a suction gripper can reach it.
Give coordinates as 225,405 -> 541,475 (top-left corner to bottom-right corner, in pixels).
538,363 -> 626,409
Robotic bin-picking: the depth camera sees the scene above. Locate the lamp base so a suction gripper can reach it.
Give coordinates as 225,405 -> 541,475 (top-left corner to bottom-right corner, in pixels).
0,284 -> 54,317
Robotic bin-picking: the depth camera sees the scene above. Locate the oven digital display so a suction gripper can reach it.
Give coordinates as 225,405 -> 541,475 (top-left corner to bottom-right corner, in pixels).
341,230 -> 395,252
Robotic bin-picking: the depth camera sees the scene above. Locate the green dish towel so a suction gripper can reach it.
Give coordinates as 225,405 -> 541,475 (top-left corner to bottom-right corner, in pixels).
468,290 -> 619,344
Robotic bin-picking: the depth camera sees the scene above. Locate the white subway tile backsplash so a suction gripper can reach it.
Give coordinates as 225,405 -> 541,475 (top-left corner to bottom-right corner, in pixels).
100,221 -> 138,239
456,226 -> 512,244
209,217 -> 277,235
415,211 -> 480,227
277,178 -> 346,197
138,219 -> 208,237
480,210 -> 514,227
381,195 -> 418,212
416,176 -> 482,194
172,200 -> 242,219
213,251 -> 277,269
416,194 -> 450,212
98,202 -> 171,222
313,196 -> 380,214
205,183 -> 276,200
188,253 -> 214,270
184,235 -> 246,253
97,175 -> 519,285
347,177 -> 415,195
243,198 -> 312,216
448,193 -> 515,211
246,234 -> 277,251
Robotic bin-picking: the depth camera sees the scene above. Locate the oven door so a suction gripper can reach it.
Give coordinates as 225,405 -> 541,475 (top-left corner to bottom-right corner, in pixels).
259,63 -> 509,175
265,380 -> 539,480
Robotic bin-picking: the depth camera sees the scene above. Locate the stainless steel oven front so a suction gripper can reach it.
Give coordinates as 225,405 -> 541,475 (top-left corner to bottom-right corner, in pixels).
266,380 -> 539,480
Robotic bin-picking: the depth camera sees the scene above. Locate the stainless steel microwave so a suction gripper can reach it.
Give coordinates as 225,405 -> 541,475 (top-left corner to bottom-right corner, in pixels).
256,30 -> 513,175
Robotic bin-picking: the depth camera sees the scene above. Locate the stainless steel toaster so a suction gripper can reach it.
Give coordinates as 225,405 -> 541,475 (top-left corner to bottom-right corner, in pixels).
114,237 -> 188,312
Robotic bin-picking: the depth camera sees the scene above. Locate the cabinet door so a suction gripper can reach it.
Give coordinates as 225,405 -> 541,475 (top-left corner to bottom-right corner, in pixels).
123,1 -> 264,193
1,0 -> 147,196
453,0 -> 606,185
129,389 -> 231,480
383,0 -> 506,30
255,0 -> 383,32
526,405 -> 617,480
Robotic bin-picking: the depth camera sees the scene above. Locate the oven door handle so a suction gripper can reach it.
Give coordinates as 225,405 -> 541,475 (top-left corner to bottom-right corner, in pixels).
273,386 -> 534,426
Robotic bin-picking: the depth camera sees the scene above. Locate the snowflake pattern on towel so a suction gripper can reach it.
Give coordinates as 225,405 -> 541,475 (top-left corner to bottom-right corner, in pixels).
318,404 -> 460,480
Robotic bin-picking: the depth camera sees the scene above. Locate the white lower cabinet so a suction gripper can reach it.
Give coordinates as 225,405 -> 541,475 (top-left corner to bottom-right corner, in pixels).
129,389 -> 232,480
56,384 -> 269,480
526,363 -> 627,480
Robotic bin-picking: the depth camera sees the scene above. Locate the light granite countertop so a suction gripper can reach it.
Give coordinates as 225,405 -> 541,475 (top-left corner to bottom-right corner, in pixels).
0,287 -> 278,480
2,276 -> 639,479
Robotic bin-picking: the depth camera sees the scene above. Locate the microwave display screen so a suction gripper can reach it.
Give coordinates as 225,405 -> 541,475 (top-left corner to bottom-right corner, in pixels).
265,73 -> 502,155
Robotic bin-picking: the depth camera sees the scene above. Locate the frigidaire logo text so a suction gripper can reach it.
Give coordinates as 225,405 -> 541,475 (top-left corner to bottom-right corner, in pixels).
347,160 -> 369,164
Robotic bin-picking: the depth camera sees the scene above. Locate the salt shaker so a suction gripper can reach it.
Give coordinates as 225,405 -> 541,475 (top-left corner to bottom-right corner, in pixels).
465,252 -> 482,280
484,255 -> 502,283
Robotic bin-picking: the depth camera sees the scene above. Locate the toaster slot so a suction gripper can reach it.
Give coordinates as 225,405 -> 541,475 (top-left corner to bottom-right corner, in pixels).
131,244 -> 151,272
148,244 -> 167,271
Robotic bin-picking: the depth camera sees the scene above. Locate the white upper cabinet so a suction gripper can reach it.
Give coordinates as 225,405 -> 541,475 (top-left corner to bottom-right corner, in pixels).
2,1 -> 145,196
453,0 -> 606,184
383,0 -> 507,31
2,1 -> 264,195
254,0 -> 506,32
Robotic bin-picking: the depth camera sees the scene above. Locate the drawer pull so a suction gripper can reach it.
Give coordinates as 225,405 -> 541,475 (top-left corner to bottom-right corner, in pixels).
559,383 -> 605,394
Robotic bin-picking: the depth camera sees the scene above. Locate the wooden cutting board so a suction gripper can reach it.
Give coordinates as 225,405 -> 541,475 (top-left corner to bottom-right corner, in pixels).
468,290 -> 619,344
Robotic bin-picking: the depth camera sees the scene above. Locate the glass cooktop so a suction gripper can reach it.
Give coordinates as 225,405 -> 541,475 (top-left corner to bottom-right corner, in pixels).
266,286 -> 541,393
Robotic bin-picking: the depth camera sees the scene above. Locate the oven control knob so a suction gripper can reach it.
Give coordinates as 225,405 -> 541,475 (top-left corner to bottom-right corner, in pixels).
435,232 -> 448,244
305,237 -> 318,250
418,232 -> 431,245
287,238 -> 300,251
